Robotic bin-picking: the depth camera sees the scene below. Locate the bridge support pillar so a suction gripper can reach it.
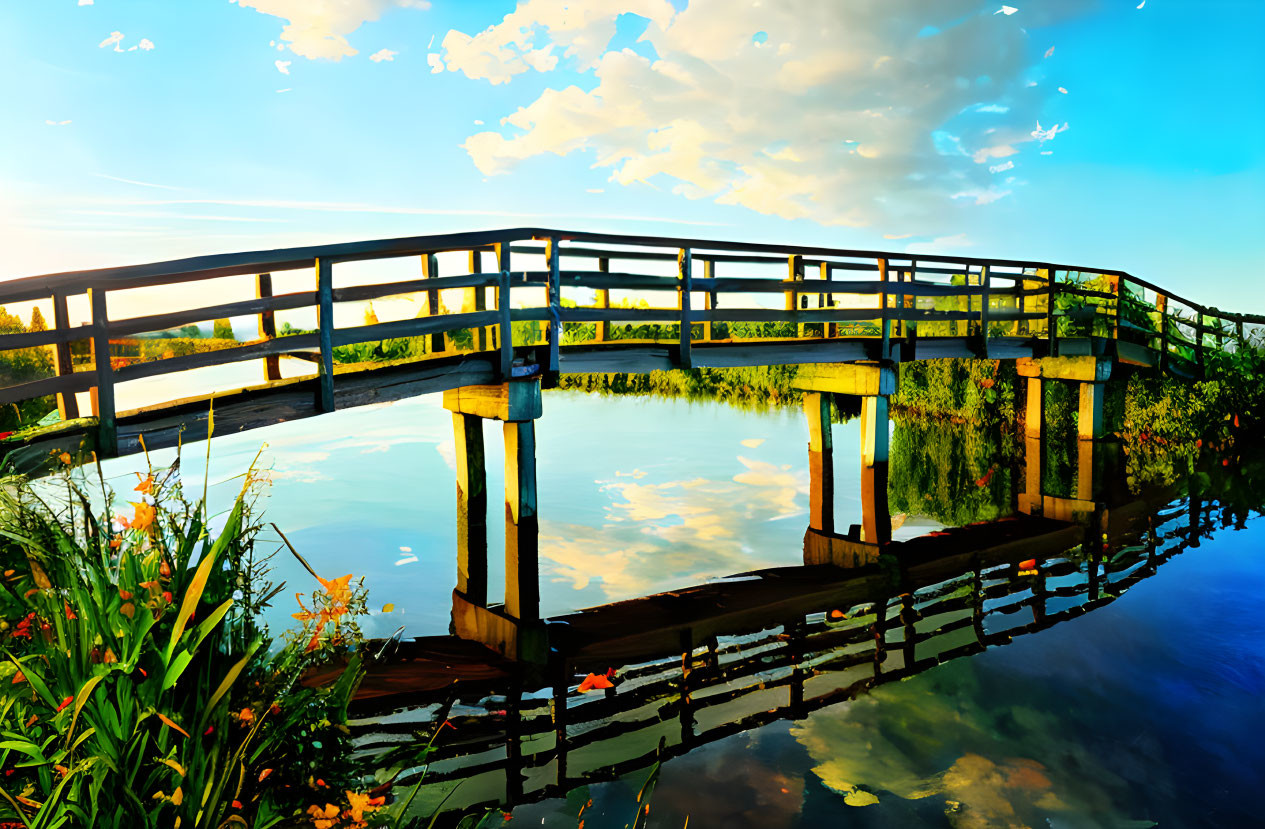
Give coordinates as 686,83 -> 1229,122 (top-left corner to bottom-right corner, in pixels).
445,379 -> 546,661
804,392 -> 834,534
797,363 -> 893,562
859,395 -> 891,545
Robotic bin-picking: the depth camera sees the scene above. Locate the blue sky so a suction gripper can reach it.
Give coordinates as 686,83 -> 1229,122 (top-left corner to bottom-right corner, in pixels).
2,0 -> 1262,310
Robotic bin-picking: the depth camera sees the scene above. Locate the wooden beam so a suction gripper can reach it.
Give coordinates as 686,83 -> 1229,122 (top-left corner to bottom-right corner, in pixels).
701,260 -> 714,342
678,247 -> 693,368
1045,266 -> 1058,356
1024,377 -> 1043,439
496,242 -> 513,379
860,395 -> 890,545
315,257 -> 335,413
504,420 -> 539,621
1078,382 -> 1105,441
544,236 -> 562,374
256,273 -> 281,381
804,392 -> 833,534
788,254 -> 805,338
794,363 -> 896,396
421,253 -> 446,354
595,257 -> 611,342
467,251 -> 489,352
978,265 -> 991,357
453,412 -> 488,604
877,258 -> 890,359
51,290 -> 79,420
88,288 -> 116,456
1016,356 -> 1111,383
443,380 -> 542,422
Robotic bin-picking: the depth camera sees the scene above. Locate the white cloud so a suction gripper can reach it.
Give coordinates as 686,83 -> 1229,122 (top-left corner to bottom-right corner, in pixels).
274,59 -> 291,74
138,38 -> 155,51
369,48 -> 397,62
426,52 -> 444,73
44,120 -> 72,126
78,0 -> 93,6
444,0 -> 1091,230
988,160 -> 1015,173
98,31 -> 124,50
1031,120 -> 1069,143
229,0 -> 429,61
276,87 -> 292,93
951,187 -> 1012,205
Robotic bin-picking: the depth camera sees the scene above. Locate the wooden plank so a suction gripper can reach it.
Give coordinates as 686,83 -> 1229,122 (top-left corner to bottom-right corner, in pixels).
0,371 -> 98,407
51,290 -> 80,420
559,308 -> 681,323
545,236 -> 562,373
979,265 -> 991,356
107,291 -> 315,337
89,288 -> 116,456
0,326 -> 79,351
595,257 -> 610,342
559,272 -> 681,291
819,262 -> 836,338
421,253 -> 445,354
467,251 -> 489,352
877,258 -> 889,358
689,277 -> 983,298
256,273 -> 281,382
330,310 -> 500,348
113,333 -> 320,382
496,242 -> 513,379
316,258 -> 335,413
443,381 -> 542,422
678,248 -> 693,368
1045,266 -> 1058,357
332,272 -> 498,305
787,254 -> 804,338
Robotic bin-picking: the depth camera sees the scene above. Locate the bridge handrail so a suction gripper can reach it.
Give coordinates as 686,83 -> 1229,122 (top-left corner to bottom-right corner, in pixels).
0,227 -> 1256,453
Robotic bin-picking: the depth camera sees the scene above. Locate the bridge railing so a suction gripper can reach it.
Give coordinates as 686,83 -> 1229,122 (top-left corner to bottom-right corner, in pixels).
0,227 -> 1258,449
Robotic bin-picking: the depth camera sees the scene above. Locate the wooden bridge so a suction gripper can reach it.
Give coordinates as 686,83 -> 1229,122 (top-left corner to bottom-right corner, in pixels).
0,227 -> 1258,466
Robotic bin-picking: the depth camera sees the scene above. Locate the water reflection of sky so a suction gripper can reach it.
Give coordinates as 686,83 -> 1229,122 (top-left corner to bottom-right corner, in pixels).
96,391 -> 926,638
93,391 -> 1264,824
507,520 -> 1265,828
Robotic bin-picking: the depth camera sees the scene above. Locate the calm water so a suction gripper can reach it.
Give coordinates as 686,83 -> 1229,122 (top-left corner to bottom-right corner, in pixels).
99,391 -> 1265,827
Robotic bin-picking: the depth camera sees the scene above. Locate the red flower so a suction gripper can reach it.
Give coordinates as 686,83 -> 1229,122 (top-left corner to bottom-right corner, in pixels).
56,696 -> 73,713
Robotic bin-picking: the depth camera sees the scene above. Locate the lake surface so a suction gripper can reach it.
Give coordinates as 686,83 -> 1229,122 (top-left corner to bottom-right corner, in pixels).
98,391 -> 1264,827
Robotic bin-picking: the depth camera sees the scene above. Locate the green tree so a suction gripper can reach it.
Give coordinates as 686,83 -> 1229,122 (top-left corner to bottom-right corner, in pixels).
212,318 -> 234,340
28,307 -> 46,332
179,324 -> 202,338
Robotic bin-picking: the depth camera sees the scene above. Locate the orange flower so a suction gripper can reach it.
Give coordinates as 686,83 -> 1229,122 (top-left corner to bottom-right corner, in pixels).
238,707 -> 255,725
24,714 -> 36,727
119,589 -> 132,600
344,791 -> 385,823
64,603 -> 77,621
258,768 -> 273,782
231,800 -> 242,809
134,473 -> 154,494
317,574 -> 354,607
109,537 -> 122,550
130,502 -> 156,532
12,672 -> 25,685
58,452 -> 72,466
56,695 -> 73,713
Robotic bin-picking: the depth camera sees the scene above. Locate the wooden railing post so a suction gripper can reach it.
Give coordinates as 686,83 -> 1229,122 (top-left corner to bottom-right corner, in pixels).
678,248 -> 693,368
1155,293 -> 1168,371
421,254 -> 445,354
88,287 -> 116,455
256,273 -> 281,382
819,262 -> 835,338
315,258 -> 335,412
467,251 -> 489,352
903,260 -> 917,342
495,241 -> 513,379
51,290 -> 80,420
595,257 -> 611,343
701,260 -> 714,342
877,258 -> 890,360
787,254 -> 805,338
1195,310 -> 1206,373
1236,317 -> 1245,349
1111,275 -> 1123,343
1045,266 -> 1058,357
979,264 -> 991,357
544,236 -> 562,373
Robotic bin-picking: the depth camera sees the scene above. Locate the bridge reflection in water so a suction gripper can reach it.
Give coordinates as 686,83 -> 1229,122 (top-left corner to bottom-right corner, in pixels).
334,371 -> 1205,823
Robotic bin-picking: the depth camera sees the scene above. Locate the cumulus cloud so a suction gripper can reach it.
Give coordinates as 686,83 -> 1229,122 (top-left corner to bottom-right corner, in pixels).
274,59 -> 291,74
229,0 -> 429,60
426,52 -> 444,73
98,31 -> 124,50
444,0 -> 1090,229
79,0 -> 93,6
369,48 -> 397,62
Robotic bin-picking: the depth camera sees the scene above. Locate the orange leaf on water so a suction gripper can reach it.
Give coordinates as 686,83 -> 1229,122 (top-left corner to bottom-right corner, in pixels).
1018,559 -> 1037,570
